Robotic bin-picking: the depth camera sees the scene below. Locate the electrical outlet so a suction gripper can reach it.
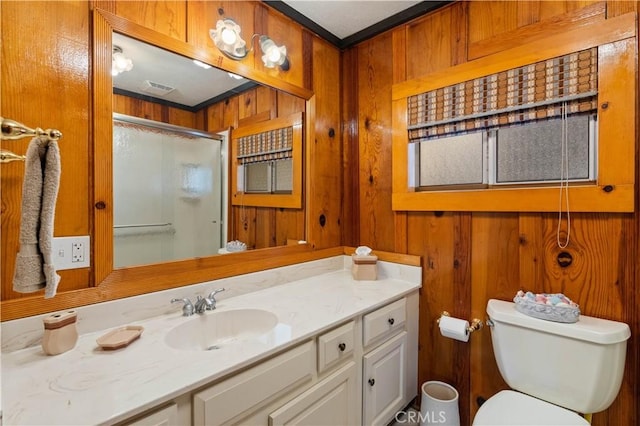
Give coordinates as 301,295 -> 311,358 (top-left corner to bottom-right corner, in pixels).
72,242 -> 84,263
52,236 -> 90,270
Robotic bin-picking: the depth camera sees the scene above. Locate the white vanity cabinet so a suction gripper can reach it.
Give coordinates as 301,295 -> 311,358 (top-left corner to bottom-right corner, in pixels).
120,292 -> 419,426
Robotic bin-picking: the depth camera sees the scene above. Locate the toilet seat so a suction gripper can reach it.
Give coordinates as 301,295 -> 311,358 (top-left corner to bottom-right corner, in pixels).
473,390 -> 590,425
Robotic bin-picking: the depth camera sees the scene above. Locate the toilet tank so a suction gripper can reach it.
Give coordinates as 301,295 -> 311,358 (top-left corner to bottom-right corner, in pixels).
487,299 -> 630,414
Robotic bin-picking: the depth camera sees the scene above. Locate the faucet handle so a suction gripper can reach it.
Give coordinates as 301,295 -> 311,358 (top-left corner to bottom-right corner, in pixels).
171,298 -> 194,316
206,288 -> 226,310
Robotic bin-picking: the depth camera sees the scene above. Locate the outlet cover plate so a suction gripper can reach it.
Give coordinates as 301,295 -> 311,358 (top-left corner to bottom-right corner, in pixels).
52,236 -> 90,270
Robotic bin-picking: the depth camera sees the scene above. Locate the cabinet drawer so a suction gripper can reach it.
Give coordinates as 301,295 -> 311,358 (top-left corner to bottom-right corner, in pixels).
193,341 -> 314,425
363,298 -> 406,347
317,321 -> 355,374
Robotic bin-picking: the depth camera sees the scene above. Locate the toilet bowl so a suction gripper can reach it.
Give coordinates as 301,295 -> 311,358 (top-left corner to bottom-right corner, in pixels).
472,299 -> 630,425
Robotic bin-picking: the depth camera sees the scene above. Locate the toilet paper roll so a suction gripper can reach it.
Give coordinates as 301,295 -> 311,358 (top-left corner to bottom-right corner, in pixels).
439,315 -> 470,342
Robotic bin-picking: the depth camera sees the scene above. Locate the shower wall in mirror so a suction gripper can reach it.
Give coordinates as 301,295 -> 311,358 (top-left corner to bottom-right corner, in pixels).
113,117 -> 224,267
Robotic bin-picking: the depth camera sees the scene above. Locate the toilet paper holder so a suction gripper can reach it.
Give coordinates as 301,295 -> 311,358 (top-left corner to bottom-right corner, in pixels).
437,311 -> 483,333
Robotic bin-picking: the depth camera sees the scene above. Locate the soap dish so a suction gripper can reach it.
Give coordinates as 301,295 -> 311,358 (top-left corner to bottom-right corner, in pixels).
97,325 -> 144,350
514,296 -> 580,323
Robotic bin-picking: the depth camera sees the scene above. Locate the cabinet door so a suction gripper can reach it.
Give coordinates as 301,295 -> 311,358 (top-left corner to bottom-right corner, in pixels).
122,403 -> 178,426
363,331 -> 407,426
270,361 -> 357,426
193,341 -> 314,425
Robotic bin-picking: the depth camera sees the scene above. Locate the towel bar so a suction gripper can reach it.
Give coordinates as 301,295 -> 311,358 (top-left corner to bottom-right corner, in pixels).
1,117 -> 62,141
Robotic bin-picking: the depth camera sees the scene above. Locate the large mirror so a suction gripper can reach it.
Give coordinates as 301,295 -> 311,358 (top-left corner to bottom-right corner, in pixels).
92,10 -> 315,289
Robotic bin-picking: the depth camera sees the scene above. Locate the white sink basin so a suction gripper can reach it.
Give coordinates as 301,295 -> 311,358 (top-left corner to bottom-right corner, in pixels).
165,309 -> 279,351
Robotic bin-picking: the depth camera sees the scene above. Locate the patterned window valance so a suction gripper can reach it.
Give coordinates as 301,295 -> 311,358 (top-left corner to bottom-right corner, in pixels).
237,127 -> 294,164
407,48 -> 598,142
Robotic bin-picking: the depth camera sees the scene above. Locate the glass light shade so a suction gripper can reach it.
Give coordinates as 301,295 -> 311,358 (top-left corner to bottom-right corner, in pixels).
112,47 -> 133,76
259,36 -> 288,70
210,19 -> 248,60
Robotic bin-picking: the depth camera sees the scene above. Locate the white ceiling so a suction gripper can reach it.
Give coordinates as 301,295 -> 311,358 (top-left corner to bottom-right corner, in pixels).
282,0 -> 422,39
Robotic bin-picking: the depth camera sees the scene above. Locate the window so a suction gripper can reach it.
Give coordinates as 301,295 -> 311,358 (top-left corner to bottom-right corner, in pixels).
391,15 -> 636,212
414,113 -> 597,189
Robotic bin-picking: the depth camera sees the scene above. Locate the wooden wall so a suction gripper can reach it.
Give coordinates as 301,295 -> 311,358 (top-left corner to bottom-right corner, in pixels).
1,0 -> 341,301
344,1 -> 639,425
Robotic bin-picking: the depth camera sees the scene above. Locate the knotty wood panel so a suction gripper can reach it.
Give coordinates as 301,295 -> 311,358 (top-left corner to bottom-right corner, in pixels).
468,2 -> 606,60
341,47 -> 360,247
406,1 -> 467,80
357,33 -> 396,252
307,35 -> 342,249
114,0 -> 187,41
346,2 -> 639,424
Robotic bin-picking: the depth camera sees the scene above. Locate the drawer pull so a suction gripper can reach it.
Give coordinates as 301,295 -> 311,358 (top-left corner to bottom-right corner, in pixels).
368,378 -> 375,386
388,318 -> 395,325
338,342 -> 346,352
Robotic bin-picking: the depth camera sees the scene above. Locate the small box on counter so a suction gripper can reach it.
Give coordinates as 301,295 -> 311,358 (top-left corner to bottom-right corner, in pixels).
42,310 -> 78,355
352,254 -> 378,280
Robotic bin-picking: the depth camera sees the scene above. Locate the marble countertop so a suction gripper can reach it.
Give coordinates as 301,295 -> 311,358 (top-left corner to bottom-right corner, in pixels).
2,264 -> 420,425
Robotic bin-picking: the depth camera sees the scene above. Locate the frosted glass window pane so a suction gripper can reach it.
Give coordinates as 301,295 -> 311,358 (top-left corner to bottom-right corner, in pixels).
419,132 -> 484,186
245,162 -> 270,192
496,114 -> 591,183
274,159 -> 293,192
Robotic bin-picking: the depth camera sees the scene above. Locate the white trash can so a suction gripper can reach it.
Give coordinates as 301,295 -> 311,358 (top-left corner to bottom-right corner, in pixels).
419,381 -> 460,426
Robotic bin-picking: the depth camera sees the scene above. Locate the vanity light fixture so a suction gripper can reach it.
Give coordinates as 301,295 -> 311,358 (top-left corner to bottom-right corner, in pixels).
209,17 -> 290,71
210,18 -> 248,60
112,45 -> 133,76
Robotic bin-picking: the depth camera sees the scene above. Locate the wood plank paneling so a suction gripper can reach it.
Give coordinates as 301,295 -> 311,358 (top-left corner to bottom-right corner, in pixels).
341,47 -> 360,247
357,33 -> 396,252
406,1 -> 467,80
307,35 -> 342,249
114,0 -> 187,41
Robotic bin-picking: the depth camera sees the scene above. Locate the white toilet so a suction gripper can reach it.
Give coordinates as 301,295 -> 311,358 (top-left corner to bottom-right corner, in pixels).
473,299 -> 631,425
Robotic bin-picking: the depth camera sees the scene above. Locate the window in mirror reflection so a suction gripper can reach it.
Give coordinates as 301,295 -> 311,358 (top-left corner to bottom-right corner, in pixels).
113,117 -> 225,267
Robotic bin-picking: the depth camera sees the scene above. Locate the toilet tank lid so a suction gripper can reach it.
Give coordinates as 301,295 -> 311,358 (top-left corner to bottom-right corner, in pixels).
487,299 -> 631,344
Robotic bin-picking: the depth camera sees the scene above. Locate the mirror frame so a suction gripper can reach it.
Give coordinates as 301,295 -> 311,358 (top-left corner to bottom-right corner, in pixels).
0,8 -> 317,321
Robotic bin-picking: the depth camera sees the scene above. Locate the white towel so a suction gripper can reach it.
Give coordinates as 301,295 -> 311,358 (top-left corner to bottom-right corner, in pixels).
13,137 -> 61,299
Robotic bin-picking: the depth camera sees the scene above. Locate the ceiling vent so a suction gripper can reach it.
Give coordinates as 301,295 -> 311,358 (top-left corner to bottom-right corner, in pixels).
140,80 -> 175,97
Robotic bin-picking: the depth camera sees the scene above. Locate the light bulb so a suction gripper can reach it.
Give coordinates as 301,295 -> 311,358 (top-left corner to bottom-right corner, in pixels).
221,27 -> 237,45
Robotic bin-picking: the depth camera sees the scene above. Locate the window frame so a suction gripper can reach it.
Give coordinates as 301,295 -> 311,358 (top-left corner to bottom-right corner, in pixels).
391,14 -> 636,212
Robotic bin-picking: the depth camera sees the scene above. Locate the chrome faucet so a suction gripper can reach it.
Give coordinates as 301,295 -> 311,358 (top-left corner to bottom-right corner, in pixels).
194,295 -> 214,314
171,298 -> 195,316
206,288 -> 226,310
171,288 -> 226,316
